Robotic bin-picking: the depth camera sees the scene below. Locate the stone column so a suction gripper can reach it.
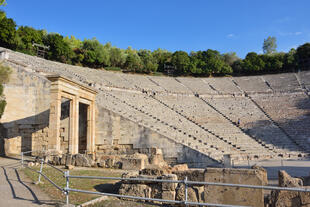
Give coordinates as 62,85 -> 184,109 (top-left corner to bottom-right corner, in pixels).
87,101 -> 95,153
72,96 -> 79,154
48,89 -> 61,152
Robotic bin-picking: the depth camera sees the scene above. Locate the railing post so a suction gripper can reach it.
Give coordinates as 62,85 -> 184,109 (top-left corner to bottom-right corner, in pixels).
184,176 -> 188,207
65,171 -> 70,206
21,152 -> 24,167
37,159 -> 44,184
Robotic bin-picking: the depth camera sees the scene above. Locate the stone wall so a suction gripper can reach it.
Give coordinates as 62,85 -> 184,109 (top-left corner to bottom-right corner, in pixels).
204,167 -> 268,207
270,170 -> 310,207
0,62 -> 50,155
1,62 -> 219,168
119,166 -> 268,207
96,106 -> 219,168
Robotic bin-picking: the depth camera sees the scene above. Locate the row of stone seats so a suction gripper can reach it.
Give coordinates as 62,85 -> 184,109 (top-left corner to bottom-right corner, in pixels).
262,73 -> 302,92
205,96 -> 303,153
106,91 -> 254,159
176,77 -> 217,94
298,70 -> 310,91
152,94 -> 276,156
148,76 -> 192,94
95,90 -> 232,161
252,94 -> 310,151
121,74 -> 165,92
4,47 -> 308,96
233,76 -> 271,93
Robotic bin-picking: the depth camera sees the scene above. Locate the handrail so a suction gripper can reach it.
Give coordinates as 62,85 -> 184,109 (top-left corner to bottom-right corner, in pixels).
67,175 -> 310,193
45,162 -> 65,174
66,188 -> 248,207
24,165 -> 64,192
17,151 -> 310,207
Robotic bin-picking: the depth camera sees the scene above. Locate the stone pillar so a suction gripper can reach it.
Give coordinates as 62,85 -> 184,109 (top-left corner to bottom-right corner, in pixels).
48,89 -> 61,152
87,102 -> 95,153
71,96 -> 79,154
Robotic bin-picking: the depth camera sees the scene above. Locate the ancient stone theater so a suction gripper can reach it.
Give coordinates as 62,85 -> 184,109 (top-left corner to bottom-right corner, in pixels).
1,47 -> 310,168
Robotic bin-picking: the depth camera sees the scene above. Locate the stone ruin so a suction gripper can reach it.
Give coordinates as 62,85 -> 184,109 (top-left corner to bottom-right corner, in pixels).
118,166 -> 268,207
268,170 -> 310,207
118,166 -> 310,207
41,147 -> 168,171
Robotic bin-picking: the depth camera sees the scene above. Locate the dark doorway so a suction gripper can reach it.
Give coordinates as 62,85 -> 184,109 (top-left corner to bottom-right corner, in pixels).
79,103 -> 88,153
60,98 -> 70,153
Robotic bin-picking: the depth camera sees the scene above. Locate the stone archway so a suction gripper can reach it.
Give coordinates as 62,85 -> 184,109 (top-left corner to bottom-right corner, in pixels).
47,75 -> 97,154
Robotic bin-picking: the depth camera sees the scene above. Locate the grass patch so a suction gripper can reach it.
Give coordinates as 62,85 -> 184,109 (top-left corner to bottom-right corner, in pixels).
89,197 -> 166,207
22,165 -> 122,205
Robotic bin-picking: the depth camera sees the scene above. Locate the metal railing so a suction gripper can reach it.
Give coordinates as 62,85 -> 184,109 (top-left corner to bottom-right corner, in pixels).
19,151 -> 310,207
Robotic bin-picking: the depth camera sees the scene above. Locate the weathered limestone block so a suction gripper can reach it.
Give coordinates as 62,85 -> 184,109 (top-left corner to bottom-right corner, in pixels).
176,184 -> 198,203
278,170 -> 303,187
161,174 -> 178,191
121,153 -> 148,170
73,154 -> 92,167
175,169 -> 205,182
271,170 -> 310,207
119,184 -> 152,200
4,137 -> 21,155
172,164 -> 188,172
161,190 -> 176,200
204,167 -> 268,207
140,167 -> 172,176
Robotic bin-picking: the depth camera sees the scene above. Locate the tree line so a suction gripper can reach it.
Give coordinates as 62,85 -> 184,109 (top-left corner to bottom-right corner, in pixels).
0,10 -> 309,76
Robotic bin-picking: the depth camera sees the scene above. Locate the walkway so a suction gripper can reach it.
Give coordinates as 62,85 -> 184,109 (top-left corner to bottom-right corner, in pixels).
0,156 -> 60,207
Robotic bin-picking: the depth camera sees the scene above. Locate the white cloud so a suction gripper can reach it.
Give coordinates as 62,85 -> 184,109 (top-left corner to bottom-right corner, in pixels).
279,31 -> 302,36
226,33 -> 235,39
274,17 -> 292,23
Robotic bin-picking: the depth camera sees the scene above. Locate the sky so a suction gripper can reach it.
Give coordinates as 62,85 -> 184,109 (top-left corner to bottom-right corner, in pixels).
2,0 -> 310,58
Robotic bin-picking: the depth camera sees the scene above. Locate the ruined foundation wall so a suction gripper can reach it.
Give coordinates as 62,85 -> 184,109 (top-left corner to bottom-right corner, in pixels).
0,63 -> 50,154
96,107 -> 219,167
119,167 -> 267,207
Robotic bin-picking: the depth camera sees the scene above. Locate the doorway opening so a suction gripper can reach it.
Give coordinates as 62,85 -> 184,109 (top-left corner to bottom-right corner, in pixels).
79,103 -> 88,153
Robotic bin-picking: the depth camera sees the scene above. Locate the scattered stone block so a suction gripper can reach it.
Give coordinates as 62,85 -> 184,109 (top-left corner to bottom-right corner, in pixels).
121,153 -> 148,170
65,165 -> 74,170
161,190 -> 175,200
161,174 -> 178,191
172,164 -> 188,172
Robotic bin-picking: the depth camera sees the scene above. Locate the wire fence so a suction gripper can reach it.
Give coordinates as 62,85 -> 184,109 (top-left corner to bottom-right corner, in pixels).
19,151 -> 310,207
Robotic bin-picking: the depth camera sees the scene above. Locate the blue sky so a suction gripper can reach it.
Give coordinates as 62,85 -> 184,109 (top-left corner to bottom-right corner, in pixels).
2,0 -> 310,58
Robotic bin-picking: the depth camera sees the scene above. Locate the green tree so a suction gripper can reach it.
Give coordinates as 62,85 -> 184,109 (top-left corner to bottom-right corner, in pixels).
109,47 -> 126,68
44,33 -> 73,63
296,43 -> 310,70
192,50 -> 232,76
243,52 -> 265,73
82,38 -> 110,68
0,13 -> 17,49
64,35 -> 82,50
283,48 -> 297,71
222,52 -> 240,66
138,49 -> 158,73
0,63 -> 11,118
16,26 -> 45,55
124,47 -> 142,72
0,0 -> 6,20
261,53 -> 285,73
152,48 -> 172,72
231,59 -> 244,74
263,36 -> 277,54
171,51 -> 191,75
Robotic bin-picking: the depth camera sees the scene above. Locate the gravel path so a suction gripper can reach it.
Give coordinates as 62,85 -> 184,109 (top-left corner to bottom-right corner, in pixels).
0,156 -> 60,207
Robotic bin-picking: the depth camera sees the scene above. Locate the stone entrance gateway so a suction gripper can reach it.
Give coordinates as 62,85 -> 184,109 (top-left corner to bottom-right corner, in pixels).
47,75 -> 97,154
